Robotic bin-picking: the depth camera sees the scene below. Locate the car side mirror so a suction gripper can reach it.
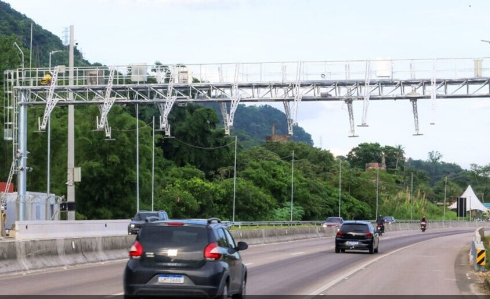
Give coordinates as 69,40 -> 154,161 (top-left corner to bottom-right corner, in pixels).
236,241 -> 248,251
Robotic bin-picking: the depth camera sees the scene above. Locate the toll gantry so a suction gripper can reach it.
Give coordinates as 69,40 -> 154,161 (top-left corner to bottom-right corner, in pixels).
3,57 -> 490,207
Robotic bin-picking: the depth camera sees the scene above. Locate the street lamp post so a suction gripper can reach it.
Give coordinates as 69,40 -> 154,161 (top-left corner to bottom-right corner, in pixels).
49,50 -> 62,71
375,167 -> 379,219
338,159 -> 341,217
151,116 -> 155,212
13,42 -> 25,81
444,176 -> 447,222
410,172 -> 414,221
232,136 -> 237,223
291,150 -> 294,222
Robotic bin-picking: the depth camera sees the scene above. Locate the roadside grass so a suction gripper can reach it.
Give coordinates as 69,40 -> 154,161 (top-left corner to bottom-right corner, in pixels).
482,235 -> 490,271
379,190 -> 460,221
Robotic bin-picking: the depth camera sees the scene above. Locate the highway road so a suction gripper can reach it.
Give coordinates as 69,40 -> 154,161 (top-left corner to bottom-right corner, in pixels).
0,227 -> 487,296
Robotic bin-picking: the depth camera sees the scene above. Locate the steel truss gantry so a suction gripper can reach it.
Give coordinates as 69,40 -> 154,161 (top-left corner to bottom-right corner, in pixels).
4,57 -> 490,211
5,57 -> 490,142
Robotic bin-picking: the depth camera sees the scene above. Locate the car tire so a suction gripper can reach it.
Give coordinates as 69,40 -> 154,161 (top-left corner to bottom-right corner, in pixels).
369,241 -> 374,254
374,245 -> 379,253
335,244 -> 340,253
232,278 -> 246,299
217,283 -> 228,299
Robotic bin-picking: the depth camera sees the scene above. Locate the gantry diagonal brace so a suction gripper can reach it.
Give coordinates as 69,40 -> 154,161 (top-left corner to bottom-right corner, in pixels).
157,66 -> 176,136
225,63 -> 240,135
359,60 -> 371,127
293,61 -> 303,128
281,65 -> 294,135
39,68 -> 59,131
96,68 -> 115,137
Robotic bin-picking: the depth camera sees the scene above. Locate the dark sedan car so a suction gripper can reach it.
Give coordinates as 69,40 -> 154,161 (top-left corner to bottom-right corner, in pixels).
128,210 -> 169,235
335,221 -> 379,254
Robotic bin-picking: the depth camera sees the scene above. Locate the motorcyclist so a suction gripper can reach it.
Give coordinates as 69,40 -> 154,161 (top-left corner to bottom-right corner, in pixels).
420,215 -> 427,229
376,214 -> 385,233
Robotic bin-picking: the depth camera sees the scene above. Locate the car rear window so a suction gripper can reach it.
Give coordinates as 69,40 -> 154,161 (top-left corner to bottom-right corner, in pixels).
326,217 -> 342,223
340,224 -> 369,233
134,212 -> 159,221
139,225 -> 209,249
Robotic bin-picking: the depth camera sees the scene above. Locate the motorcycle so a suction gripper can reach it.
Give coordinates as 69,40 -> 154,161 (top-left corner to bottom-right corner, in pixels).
376,223 -> 384,236
420,221 -> 426,232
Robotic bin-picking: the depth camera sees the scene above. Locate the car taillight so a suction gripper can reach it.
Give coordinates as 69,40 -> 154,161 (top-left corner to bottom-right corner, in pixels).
129,241 -> 143,258
366,232 -> 373,238
336,231 -> 343,237
204,242 -> 222,260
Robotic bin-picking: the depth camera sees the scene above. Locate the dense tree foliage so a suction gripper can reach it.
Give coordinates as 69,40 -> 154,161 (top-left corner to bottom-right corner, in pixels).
2,4 -> 490,223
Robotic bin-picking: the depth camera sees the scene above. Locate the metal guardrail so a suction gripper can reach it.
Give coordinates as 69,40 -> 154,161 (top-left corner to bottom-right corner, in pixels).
229,219 -> 487,228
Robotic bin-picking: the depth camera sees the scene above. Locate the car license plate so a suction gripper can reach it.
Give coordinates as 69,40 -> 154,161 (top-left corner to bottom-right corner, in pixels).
158,275 -> 184,284
346,241 -> 359,246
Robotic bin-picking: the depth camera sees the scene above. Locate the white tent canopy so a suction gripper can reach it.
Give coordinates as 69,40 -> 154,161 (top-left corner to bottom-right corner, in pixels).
449,185 -> 488,212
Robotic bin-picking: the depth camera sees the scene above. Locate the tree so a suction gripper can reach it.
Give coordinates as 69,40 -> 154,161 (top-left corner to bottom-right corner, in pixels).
427,151 -> 443,175
346,143 -> 383,170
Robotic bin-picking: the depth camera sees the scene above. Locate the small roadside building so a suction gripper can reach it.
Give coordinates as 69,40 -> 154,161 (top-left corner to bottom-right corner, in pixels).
449,185 -> 488,219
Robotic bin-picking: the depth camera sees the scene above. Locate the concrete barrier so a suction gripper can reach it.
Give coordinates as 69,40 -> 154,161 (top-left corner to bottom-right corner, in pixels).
1,220 -> 489,275
0,235 -> 135,274
13,220 -> 130,240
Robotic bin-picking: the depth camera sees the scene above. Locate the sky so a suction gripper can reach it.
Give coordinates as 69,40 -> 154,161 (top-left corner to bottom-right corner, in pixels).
3,0 -> 490,169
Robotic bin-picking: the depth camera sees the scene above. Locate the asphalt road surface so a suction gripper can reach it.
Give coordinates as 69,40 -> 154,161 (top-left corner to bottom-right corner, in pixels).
0,227 -> 487,296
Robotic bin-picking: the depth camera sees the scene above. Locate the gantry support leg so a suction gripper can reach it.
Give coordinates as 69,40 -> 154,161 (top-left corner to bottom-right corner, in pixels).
346,99 -> 358,137
411,99 -> 423,136
283,101 -> 294,135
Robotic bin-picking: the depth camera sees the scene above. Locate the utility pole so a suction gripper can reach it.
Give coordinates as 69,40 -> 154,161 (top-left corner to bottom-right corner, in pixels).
67,25 -> 75,220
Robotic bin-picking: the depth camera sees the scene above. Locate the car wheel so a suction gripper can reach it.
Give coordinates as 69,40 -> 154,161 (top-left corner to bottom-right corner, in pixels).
340,249 -> 345,253
369,241 -> 374,254
232,279 -> 246,299
217,283 -> 228,299
374,244 -> 379,253
335,244 -> 340,253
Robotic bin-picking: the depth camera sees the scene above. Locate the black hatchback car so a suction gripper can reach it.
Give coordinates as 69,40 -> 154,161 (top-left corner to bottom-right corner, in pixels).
128,210 -> 169,235
335,221 -> 379,254
124,218 -> 248,298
